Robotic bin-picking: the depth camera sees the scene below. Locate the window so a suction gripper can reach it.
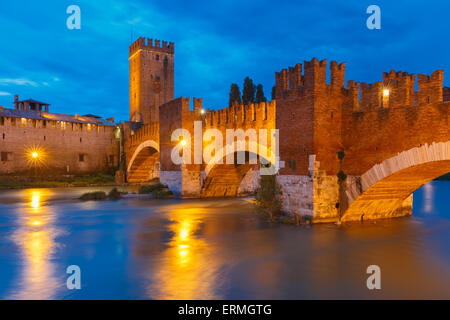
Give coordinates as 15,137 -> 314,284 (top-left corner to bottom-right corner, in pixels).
0,117 -> 4,125
109,155 -> 114,164
1,152 -> 12,162
42,120 -> 47,128
61,121 -> 66,130
51,121 -> 56,129
156,55 -> 159,61
21,118 -> 27,127
288,160 -> 297,170
79,154 -> 85,162
32,119 -> 37,128
10,118 -> 16,126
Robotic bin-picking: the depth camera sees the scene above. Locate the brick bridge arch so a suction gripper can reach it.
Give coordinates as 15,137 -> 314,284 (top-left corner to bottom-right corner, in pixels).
342,142 -> 450,222
201,141 -> 276,197
125,123 -> 160,183
127,139 -> 160,183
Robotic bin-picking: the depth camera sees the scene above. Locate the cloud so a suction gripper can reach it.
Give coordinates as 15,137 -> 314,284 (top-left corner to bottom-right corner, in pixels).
0,78 -> 38,87
0,91 -> 11,96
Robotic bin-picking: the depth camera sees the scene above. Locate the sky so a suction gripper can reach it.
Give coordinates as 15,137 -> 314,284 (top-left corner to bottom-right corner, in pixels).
0,0 -> 449,122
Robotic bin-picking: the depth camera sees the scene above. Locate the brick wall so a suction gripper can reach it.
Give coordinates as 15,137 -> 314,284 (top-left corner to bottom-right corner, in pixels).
0,116 -> 118,176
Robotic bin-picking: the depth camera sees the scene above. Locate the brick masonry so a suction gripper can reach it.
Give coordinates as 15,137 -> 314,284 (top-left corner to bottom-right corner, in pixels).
0,112 -> 119,176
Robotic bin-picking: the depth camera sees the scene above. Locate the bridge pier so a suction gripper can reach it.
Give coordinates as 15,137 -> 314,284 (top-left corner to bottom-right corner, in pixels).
277,155 -> 341,223
160,164 -> 204,198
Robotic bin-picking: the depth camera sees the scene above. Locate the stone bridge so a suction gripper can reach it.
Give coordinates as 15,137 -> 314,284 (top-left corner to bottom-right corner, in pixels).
125,58 -> 449,223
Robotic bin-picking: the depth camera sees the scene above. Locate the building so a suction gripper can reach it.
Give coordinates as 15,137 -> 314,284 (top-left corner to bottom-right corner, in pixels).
0,95 -> 119,177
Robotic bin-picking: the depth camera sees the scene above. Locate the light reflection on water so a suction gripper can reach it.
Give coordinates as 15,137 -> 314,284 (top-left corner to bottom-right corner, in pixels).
6,189 -> 63,299
0,182 -> 448,299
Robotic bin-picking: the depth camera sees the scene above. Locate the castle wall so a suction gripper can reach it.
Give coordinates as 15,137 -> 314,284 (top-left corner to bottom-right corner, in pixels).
274,58 -> 447,222
0,115 -> 118,176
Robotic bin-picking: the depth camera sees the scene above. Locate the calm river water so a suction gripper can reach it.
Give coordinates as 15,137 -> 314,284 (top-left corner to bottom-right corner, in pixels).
0,181 -> 449,299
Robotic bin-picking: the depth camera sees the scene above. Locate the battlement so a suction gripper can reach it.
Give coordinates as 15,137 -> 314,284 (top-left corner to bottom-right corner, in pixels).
360,81 -> 383,111
204,100 -> 276,128
275,58 -> 446,113
444,87 -> 450,102
275,58 -> 346,98
383,70 -> 415,83
416,70 -> 443,104
127,122 -> 159,147
129,37 -> 175,57
381,70 -> 416,108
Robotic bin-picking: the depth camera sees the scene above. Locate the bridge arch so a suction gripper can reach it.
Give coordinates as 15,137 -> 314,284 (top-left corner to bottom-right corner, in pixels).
342,141 -> 450,222
127,139 -> 160,183
201,141 -> 276,197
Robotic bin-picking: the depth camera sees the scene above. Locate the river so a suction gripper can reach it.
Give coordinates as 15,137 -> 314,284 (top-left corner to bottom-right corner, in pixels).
0,181 -> 449,299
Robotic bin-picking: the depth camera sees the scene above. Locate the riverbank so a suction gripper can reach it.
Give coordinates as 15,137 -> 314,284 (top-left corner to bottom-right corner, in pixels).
0,173 -> 117,189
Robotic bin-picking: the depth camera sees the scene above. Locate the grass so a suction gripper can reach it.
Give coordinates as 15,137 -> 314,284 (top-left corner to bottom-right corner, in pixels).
0,173 -> 116,189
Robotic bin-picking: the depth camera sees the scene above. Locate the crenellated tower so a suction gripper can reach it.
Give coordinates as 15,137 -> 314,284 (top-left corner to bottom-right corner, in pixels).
129,37 -> 175,123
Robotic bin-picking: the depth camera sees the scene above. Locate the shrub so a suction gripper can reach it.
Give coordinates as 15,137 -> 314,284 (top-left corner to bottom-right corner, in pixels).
79,191 -> 107,201
138,183 -> 166,194
108,188 -> 122,200
255,175 -> 283,220
152,189 -> 174,199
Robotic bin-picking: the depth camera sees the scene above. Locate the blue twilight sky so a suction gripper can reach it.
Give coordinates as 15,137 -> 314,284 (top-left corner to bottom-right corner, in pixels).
0,0 -> 448,122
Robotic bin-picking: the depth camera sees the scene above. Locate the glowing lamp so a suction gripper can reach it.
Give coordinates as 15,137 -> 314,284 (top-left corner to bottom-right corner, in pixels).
200,109 -> 205,114
383,89 -> 389,96
180,140 -> 187,147
32,152 -> 38,158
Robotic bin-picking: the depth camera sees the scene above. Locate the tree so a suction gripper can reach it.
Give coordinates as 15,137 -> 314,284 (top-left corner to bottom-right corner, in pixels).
255,174 -> 283,221
255,84 -> 267,103
228,83 -> 241,107
242,77 -> 255,105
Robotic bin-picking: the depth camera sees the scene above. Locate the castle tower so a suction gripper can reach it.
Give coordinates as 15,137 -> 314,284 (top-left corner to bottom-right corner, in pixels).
129,37 -> 175,123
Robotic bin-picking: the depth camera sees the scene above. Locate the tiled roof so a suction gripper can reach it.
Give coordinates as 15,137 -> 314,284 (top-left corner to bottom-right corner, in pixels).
0,108 -> 116,126
17,99 -> 50,105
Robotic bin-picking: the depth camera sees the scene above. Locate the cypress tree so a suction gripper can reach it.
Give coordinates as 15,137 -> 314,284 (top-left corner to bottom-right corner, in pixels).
255,84 -> 267,103
228,83 -> 241,107
242,77 -> 255,105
